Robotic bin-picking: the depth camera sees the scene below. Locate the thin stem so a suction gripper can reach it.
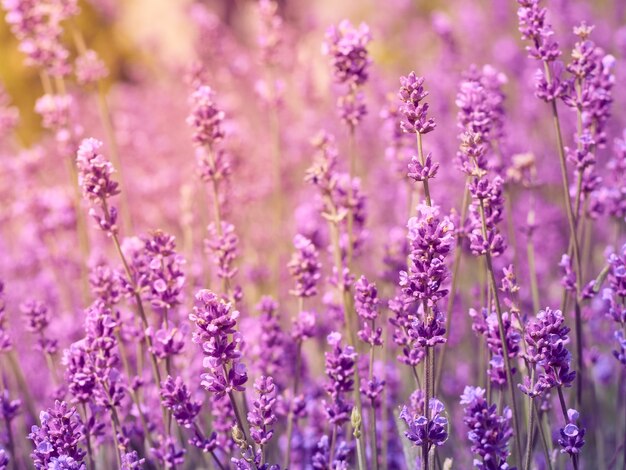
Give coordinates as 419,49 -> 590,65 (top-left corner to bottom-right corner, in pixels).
284,340 -> 302,469
368,318 -> 379,470
543,62 -> 584,408
435,182 -> 470,394
80,403 -> 96,470
423,346 -> 431,470
416,132 -> 432,206
534,404 -> 554,470
478,201 -> 523,466
524,369 -> 536,470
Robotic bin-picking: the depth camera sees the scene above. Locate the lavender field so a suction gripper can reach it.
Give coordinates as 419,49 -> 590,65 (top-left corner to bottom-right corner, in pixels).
0,0 -> 625,468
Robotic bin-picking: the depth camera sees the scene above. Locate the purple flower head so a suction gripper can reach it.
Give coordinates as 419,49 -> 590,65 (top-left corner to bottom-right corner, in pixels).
288,234 -> 321,298
354,276 -> 379,321
467,171 -> 506,258
151,435 -> 185,469
399,399 -> 449,449
0,389 -> 21,424
121,451 -> 145,469
21,299 -> 58,354
291,310 -> 316,343
470,308 -> 521,387
456,65 -> 507,145
76,138 -> 119,233
322,20 -> 371,87
408,152 -> 439,182
400,203 -> 454,307
89,261 -> 123,307
408,306 -> 447,348
62,341 -> 97,404
557,409 -> 585,456
160,376 -> 201,428
517,0 -> 561,62
247,376 -> 277,446
460,386 -> 514,469
522,308 -> 575,393
143,230 -> 186,312
254,297 -> 287,382
398,73 -> 436,135
190,290 -> 247,398
187,85 -> 225,148
324,332 -> 357,427
205,222 -> 239,281
29,401 -> 86,470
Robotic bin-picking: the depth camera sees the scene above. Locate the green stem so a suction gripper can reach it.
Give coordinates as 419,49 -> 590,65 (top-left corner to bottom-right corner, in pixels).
478,201 -> 523,466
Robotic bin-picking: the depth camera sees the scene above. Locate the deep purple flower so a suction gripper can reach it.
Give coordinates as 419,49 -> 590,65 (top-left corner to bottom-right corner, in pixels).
247,376 -> 277,447
470,308 -> 521,387
521,308 -> 575,394
0,389 -> 21,424
121,451 -> 145,469
456,65 -> 507,145
20,299 -> 58,354
557,409 -> 585,457
190,290 -> 247,398
460,386 -> 514,469
288,234 -> 322,298
398,73 -> 436,135
29,401 -> 86,470
151,435 -> 185,469
142,230 -> 186,312
205,222 -> 239,282
76,138 -> 119,234
160,376 -> 201,429
400,203 -> 454,307
324,332 -> 356,427
399,398 -> 449,449
254,297 -> 287,386
408,307 -> 447,348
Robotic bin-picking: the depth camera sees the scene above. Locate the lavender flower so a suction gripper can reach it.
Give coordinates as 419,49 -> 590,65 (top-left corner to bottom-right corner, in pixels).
142,230 -> 186,312
460,386 -> 514,469
20,299 -> 58,354
324,332 -> 356,427
187,85 -> 225,148
322,20 -> 371,87
398,73 -> 436,135
255,297 -> 287,385
160,376 -> 201,429
287,234 -> 322,298
399,399 -> 449,449
247,376 -> 277,447
29,401 -> 86,470
151,435 -> 185,469
520,308 -> 575,395
517,0 -> 566,102
399,203 -> 454,307
354,276 -> 382,347
76,138 -> 120,234
189,290 -> 247,398
472,308 -> 521,386
557,409 -> 585,457
205,222 -> 239,282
